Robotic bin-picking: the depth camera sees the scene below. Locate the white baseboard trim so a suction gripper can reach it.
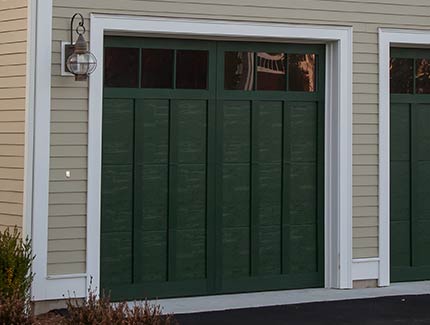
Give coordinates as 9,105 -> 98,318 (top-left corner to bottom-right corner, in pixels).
32,275 -> 86,301
352,258 -> 380,281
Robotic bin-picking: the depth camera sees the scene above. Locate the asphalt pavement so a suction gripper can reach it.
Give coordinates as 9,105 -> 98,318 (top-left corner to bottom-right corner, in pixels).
175,294 -> 430,325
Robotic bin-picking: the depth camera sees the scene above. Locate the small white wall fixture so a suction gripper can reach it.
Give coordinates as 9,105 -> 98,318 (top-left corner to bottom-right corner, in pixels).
378,28 -> 430,288
30,13 -> 354,301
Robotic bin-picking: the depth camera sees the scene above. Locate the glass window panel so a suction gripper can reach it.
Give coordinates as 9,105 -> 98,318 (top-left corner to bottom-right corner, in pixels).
176,50 -> 209,89
288,54 -> 316,92
416,58 -> 430,94
104,47 -> 139,88
141,49 -> 174,88
224,51 -> 255,90
256,52 -> 286,91
390,58 -> 413,94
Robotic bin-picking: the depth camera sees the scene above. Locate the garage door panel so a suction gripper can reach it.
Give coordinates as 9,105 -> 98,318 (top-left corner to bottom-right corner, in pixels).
101,165 -> 133,233
390,161 -> 410,222
135,165 -> 168,231
255,101 -> 283,163
258,225 -> 282,276
101,232 -> 133,286
414,161 -> 430,220
288,102 -> 317,162
174,229 -> 206,281
222,101 -> 251,162
222,227 -> 250,279
289,162 -> 317,225
222,164 -> 250,227
175,165 -> 207,230
289,224 -> 318,273
258,164 -> 282,226
174,100 -> 207,164
103,99 -> 134,165
390,220 -> 411,267
134,230 -> 167,283
390,103 -> 410,161
415,105 -> 430,161
414,220 -> 430,266
135,99 -> 169,164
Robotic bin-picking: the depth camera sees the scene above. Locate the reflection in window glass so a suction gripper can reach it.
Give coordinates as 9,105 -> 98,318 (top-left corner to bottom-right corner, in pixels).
390,58 -> 413,94
104,47 -> 139,88
176,50 -> 209,89
141,49 -> 174,88
416,58 -> 430,94
256,52 -> 286,91
224,52 -> 254,90
288,54 -> 316,92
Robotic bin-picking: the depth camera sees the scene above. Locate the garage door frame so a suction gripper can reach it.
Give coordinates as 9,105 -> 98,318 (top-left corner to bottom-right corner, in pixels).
379,29 -> 430,288
85,15 -> 353,299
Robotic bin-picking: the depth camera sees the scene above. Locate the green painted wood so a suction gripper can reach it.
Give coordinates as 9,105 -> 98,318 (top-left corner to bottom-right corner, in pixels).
101,37 -> 325,300
101,99 -> 134,288
391,47 -> 430,282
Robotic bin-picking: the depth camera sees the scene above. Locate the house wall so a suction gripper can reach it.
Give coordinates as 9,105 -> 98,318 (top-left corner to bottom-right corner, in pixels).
48,0 -> 430,275
0,0 -> 27,231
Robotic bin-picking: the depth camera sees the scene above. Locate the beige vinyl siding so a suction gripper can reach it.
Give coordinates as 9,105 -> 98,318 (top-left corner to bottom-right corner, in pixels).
0,0 -> 27,231
47,0 -> 430,275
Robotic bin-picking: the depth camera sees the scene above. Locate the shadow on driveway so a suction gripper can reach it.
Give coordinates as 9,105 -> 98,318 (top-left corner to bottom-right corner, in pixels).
175,294 -> 430,325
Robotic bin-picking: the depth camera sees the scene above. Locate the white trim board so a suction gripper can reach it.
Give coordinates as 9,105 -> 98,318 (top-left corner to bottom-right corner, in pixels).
352,258 -> 379,281
30,0 -> 54,301
378,28 -> 430,288
86,14 -> 354,299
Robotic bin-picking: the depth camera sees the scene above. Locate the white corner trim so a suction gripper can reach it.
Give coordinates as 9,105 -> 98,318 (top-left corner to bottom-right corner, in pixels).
30,0 -> 56,301
87,14 -> 354,297
379,28 -> 430,288
352,258 -> 380,281
23,0 -> 38,239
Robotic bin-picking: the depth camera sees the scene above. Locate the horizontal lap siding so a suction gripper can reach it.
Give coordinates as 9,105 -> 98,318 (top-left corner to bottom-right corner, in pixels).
48,0 -> 430,275
0,0 -> 27,231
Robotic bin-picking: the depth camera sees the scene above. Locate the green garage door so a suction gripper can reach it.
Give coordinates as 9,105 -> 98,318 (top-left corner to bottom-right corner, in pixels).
101,37 -> 325,300
391,48 -> 430,282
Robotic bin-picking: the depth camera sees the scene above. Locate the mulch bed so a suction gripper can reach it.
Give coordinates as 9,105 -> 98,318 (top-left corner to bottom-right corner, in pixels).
34,311 -> 65,324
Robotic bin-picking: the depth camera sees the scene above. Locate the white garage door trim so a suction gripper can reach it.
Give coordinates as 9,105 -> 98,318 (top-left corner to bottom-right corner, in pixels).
87,15 -> 353,296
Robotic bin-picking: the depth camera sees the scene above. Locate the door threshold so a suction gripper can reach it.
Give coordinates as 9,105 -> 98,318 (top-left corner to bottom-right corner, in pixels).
138,281 -> 430,314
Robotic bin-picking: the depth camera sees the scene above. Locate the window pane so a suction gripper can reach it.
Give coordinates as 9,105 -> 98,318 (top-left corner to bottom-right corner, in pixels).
176,50 -> 209,89
256,52 -> 286,91
288,54 -> 316,92
141,49 -> 174,88
224,51 -> 254,90
416,58 -> 430,94
104,47 -> 139,88
390,58 -> 413,94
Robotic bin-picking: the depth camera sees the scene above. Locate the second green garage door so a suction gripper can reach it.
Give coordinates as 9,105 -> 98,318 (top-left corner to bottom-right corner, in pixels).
101,37 -> 325,300
391,48 -> 430,282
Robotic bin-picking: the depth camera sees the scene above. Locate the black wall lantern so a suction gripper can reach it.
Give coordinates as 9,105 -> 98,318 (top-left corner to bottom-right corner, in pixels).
65,13 -> 97,81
